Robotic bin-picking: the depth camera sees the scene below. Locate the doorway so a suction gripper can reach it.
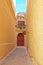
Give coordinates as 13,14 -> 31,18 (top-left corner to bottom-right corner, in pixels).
17,33 -> 24,46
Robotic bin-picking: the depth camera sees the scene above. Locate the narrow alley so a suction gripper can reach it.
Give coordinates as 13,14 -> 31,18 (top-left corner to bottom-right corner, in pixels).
0,47 -> 33,65
0,0 -> 43,65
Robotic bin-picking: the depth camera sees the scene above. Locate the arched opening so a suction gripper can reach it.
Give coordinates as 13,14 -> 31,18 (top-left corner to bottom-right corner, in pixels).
17,33 -> 24,46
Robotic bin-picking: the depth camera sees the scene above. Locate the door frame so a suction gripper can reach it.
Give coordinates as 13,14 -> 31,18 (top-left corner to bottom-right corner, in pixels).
17,33 -> 24,46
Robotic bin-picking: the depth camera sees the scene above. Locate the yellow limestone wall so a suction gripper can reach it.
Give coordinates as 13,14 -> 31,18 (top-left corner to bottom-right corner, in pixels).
27,0 -> 43,65
0,0 -> 16,60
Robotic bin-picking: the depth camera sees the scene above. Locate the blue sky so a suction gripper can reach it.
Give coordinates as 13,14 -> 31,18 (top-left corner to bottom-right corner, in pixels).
16,0 -> 26,13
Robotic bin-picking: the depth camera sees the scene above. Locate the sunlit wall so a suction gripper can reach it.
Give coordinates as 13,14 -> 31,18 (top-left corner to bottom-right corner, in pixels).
27,0 -> 43,65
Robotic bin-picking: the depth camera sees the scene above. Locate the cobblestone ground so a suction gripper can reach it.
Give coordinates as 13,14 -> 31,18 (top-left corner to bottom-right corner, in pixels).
0,46 -> 33,65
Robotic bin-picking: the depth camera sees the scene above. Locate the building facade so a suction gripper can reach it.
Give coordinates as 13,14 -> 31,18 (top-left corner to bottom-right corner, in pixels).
15,12 -> 27,47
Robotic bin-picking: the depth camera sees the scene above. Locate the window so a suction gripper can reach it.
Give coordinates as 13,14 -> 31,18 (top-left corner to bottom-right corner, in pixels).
18,21 -> 25,29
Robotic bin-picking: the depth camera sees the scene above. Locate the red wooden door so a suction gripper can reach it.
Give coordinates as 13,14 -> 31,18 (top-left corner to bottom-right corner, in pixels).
17,33 -> 24,46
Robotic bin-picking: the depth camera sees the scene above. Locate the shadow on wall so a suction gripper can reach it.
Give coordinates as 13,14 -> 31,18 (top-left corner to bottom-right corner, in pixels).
0,0 -> 16,60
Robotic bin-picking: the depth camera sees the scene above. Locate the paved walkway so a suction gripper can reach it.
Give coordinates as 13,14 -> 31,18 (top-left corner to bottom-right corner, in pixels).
0,46 -> 33,65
